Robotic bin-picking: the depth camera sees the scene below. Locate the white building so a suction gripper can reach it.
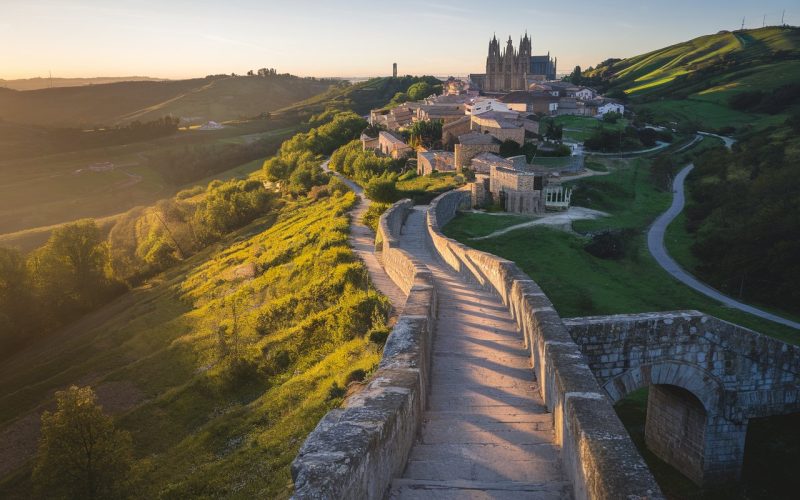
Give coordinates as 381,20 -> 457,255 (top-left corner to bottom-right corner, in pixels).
574,88 -> 596,100
598,102 -> 625,116
467,98 -> 510,116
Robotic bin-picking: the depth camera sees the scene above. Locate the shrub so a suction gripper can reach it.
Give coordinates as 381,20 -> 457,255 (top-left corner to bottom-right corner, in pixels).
584,230 -> 632,260
365,176 -> 400,203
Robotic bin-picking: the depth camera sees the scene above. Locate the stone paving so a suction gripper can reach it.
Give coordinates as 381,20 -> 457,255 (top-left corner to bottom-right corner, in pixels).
388,208 -> 569,499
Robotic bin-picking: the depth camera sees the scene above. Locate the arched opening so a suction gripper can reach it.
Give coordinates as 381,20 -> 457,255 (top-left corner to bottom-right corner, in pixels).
615,386 -> 710,499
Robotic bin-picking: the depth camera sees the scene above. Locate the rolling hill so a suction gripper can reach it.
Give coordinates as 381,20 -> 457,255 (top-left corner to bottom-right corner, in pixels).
0,75 -> 335,127
0,76 -> 163,91
584,26 -> 800,129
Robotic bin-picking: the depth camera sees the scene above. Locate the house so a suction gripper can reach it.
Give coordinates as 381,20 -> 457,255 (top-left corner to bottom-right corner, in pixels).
470,111 -> 525,145
454,131 -> 501,169
369,105 -> 414,131
467,98 -> 510,115
378,131 -> 413,159
415,104 -> 466,124
360,133 -> 379,151
574,87 -> 596,100
598,102 -> 625,116
417,150 -> 455,175
442,116 -> 472,146
498,91 -> 559,115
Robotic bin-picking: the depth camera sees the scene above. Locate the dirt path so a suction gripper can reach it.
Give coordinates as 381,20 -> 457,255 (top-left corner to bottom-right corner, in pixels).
321,161 -> 405,312
470,207 -> 608,240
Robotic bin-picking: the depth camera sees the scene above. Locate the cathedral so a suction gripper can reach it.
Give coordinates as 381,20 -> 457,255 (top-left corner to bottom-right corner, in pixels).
470,33 -> 557,92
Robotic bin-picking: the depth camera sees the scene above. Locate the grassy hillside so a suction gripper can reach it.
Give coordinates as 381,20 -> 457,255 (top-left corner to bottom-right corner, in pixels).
0,190 -> 389,498
0,118 -> 299,240
0,75 -> 334,127
584,26 -> 800,130
276,75 -> 443,116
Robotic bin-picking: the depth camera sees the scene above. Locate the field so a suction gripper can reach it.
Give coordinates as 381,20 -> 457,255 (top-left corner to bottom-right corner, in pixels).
442,159 -> 800,344
0,120 -> 299,250
0,75 -> 334,127
0,191 -> 389,499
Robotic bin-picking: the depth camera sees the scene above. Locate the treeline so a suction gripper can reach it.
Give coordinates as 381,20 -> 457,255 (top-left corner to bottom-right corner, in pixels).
584,124 -> 673,152
263,111 -> 368,195
684,115 -> 800,314
728,83 -> 800,114
0,220 -> 125,353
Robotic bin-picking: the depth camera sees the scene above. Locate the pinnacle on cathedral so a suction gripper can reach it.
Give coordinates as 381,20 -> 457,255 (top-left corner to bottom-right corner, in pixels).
479,33 -> 557,92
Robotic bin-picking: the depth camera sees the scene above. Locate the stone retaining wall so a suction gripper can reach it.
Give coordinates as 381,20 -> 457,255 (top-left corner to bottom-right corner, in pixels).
426,189 -> 664,500
291,200 -> 436,499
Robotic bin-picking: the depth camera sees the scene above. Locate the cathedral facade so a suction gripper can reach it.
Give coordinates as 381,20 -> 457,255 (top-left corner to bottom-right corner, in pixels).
470,33 -> 557,92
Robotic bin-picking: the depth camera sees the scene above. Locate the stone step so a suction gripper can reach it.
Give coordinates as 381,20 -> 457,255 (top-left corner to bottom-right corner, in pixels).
406,442 -> 562,464
422,409 -> 553,424
388,478 -> 572,499
415,419 -> 555,446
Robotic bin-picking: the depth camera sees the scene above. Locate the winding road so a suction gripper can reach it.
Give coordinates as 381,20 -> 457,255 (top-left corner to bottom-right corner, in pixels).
647,164 -> 800,330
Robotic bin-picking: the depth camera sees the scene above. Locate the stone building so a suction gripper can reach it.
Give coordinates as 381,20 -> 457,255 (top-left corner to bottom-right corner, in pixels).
417,150 -> 455,175
500,91 -> 559,115
378,131 -> 413,159
471,111 -> 525,145
442,116 -> 472,147
469,33 -> 557,92
369,106 -> 414,131
489,160 -> 548,214
454,132 -> 501,169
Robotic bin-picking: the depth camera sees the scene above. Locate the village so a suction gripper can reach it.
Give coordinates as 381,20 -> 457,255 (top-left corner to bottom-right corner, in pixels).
360,34 -> 628,216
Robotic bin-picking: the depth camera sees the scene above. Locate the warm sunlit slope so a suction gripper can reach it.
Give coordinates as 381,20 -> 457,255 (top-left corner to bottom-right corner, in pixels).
0,75 -> 334,127
593,26 -> 800,96
0,191 -> 389,499
587,26 -> 800,129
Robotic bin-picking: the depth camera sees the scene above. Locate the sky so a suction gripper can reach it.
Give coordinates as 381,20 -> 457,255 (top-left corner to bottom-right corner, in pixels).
0,0 -> 794,80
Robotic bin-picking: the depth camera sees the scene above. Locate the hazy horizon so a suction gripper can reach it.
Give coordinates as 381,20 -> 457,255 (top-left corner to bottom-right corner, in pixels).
1,0 -> 795,81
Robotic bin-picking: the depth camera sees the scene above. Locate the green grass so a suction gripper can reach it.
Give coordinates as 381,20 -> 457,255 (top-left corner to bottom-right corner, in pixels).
440,212 -> 530,239
0,191 -> 389,499
396,172 -> 465,202
442,161 -> 800,344
555,115 -> 627,142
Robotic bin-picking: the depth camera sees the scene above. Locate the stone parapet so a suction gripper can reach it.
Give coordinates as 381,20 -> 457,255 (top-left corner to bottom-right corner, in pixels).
426,189 -> 663,500
291,200 -> 437,499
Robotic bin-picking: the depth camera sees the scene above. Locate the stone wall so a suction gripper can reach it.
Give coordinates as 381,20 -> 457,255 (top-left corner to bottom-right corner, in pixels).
646,385 -> 707,484
425,189 -> 664,500
563,311 -> 800,484
291,200 -> 437,499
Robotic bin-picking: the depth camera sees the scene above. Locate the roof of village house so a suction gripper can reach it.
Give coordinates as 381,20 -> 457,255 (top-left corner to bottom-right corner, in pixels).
458,131 -> 501,145
379,130 -> 409,146
499,91 -> 559,104
472,151 -> 510,164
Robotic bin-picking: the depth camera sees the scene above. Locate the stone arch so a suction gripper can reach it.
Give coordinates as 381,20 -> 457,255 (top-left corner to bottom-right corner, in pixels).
601,360 -> 725,417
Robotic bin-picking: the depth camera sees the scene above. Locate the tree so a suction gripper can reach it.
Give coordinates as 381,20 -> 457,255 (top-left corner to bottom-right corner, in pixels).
569,65 -> 582,84
33,386 -> 133,500
29,219 -> 112,313
0,247 -> 34,349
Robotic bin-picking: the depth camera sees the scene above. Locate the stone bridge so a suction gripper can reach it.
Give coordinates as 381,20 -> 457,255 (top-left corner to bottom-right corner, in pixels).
291,188 -> 800,499
564,311 -> 800,486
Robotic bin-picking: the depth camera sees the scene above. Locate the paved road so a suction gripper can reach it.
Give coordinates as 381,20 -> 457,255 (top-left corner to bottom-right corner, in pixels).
322,161 -> 406,312
647,164 -> 800,330
389,208 -> 569,499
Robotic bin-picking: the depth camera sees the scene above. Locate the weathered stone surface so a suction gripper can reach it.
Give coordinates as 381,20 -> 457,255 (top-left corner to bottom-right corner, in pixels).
292,201 -> 436,500
564,311 -> 800,486
425,190 -> 663,500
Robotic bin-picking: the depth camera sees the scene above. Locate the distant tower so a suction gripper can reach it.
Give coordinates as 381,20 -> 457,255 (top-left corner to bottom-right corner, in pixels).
393,63 -> 397,78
